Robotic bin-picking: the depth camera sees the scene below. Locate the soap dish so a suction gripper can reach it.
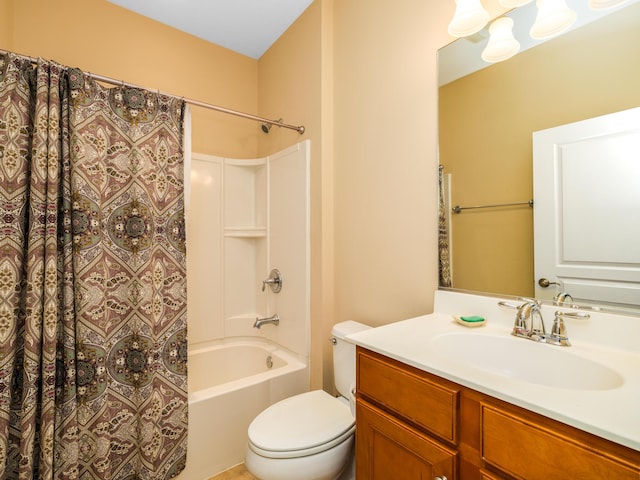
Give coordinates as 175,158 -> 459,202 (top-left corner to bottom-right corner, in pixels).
453,315 -> 486,328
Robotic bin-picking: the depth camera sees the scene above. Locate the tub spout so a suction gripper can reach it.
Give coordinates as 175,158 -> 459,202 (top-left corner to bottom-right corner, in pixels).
254,314 -> 280,329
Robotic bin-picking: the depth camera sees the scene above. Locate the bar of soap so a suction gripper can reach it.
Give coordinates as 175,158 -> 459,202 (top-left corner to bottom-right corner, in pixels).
453,315 -> 486,327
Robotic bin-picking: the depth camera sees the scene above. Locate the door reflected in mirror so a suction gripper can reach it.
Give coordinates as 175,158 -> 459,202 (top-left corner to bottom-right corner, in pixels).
437,0 -> 640,314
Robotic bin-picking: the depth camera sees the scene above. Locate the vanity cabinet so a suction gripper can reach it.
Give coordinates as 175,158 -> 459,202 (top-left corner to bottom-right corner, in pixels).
356,347 -> 640,480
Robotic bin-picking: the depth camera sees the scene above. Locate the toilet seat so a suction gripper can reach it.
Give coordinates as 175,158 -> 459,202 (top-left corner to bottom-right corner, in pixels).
248,390 -> 355,459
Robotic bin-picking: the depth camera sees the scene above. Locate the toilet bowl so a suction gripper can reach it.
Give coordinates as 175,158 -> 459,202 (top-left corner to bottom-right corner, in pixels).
245,321 -> 370,480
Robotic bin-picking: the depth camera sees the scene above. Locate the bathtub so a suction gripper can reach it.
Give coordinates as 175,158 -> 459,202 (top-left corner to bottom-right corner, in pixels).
177,338 -> 308,480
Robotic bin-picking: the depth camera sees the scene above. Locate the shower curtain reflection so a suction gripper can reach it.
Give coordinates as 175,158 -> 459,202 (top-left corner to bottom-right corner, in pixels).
438,165 -> 452,287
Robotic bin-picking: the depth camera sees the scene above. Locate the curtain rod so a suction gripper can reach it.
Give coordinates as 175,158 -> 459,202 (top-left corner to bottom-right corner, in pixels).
452,199 -> 534,214
0,49 -> 305,134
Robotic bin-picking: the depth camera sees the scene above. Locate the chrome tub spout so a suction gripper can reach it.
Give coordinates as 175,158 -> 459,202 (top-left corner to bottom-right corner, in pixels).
254,314 -> 280,329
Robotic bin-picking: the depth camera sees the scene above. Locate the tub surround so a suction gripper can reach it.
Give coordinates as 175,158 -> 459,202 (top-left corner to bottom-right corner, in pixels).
187,141 -> 310,359
348,290 -> 640,451
184,141 -> 311,478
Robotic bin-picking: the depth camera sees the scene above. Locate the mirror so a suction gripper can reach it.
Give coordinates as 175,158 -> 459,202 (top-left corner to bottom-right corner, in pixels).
437,0 -> 640,314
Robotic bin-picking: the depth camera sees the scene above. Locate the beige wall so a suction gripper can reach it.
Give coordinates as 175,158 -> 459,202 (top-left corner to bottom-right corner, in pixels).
0,1 -> 12,46
328,0 -> 452,388
257,1 -> 325,388
440,7 -> 640,297
332,0 -> 450,324
4,0 -> 459,392
259,0 -> 455,390
5,0 -> 259,158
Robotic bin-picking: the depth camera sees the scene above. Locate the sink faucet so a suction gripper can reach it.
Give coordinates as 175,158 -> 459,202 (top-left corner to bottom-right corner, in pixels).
253,314 -> 280,329
512,299 -> 546,342
498,299 -> 590,347
546,310 -> 590,346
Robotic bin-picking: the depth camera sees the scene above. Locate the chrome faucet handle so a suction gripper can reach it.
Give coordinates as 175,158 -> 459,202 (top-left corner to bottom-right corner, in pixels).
546,310 -> 590,347
497,298 -> 538,311
499,300 -> 533,335
516,296 -> 541,307
261,269 -> 282,293
498,301 -> 520,310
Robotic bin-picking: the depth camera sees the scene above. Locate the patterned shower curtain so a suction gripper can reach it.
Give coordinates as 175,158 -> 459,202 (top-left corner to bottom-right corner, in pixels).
0,53 -> 188,480
438,165 -> 452,287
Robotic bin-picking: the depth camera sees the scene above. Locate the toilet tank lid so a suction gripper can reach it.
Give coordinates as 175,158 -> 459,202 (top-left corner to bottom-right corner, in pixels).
331,320 -> 370,340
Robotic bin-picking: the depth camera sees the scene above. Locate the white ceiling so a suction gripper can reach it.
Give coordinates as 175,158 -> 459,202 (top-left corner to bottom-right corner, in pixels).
106,0 -> 315,59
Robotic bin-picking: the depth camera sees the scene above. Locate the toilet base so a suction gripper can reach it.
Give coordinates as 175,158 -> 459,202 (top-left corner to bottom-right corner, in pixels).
336,455 -> 355,480
245,436 -> 354,480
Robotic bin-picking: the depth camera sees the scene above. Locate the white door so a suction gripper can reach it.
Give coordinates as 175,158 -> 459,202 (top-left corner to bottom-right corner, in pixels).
533,108 -> 640,308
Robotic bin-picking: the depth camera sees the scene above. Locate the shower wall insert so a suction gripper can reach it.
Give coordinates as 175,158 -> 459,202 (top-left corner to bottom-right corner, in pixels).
180,141 -> 311,479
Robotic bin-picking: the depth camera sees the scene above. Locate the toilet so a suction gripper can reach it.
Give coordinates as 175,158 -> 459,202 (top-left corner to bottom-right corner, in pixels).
245,321 -> 371,480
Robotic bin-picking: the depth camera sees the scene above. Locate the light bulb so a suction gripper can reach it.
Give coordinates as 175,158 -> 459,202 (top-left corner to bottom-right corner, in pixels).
448,0 -> 490,37
482,17 -> 521,63
530,0 -> 577,39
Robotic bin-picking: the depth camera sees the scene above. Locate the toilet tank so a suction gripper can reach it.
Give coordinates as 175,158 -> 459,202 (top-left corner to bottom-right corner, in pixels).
332,321 -> 371,399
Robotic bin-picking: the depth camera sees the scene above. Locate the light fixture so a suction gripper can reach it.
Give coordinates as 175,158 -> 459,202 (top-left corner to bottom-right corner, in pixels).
498,0 -> 534,7
482,17 -> 521,63
448,0 -> 490,37
529,0 -> 577,39
449,0 -> 623,64
588,0 -> 629,10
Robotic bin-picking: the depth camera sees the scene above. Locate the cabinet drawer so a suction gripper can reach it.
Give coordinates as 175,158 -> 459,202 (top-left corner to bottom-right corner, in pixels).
357,348 -> 459,444
482,404 -> 640,479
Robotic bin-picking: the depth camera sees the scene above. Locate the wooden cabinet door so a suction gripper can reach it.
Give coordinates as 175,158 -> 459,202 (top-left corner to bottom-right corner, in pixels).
481,404 -> 640,479
356,400 -> 457,480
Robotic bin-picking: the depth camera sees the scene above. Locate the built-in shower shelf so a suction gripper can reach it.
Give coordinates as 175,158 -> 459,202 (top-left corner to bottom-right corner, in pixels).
224,228 -> 267,238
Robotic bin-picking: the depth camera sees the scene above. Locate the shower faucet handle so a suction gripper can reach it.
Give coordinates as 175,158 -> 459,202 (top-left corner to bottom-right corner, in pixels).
262,269 -> 283,293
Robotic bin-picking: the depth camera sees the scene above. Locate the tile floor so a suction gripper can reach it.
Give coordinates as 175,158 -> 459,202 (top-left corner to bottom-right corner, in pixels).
209,463 -> 257,480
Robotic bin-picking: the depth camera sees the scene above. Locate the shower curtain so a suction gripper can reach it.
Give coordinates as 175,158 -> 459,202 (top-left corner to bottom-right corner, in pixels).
438,165 -> 452,287
0,53 -> 188,479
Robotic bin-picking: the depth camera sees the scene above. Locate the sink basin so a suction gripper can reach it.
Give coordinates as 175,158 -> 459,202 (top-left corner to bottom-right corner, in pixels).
431,333 -> 624,391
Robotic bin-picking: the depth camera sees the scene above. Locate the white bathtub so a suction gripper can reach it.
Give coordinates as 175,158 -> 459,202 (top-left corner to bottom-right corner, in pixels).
177,338 -> 308,480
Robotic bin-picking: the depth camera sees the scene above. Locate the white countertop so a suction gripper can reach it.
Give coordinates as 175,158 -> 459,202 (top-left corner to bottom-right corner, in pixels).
347,290 -> 640,451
